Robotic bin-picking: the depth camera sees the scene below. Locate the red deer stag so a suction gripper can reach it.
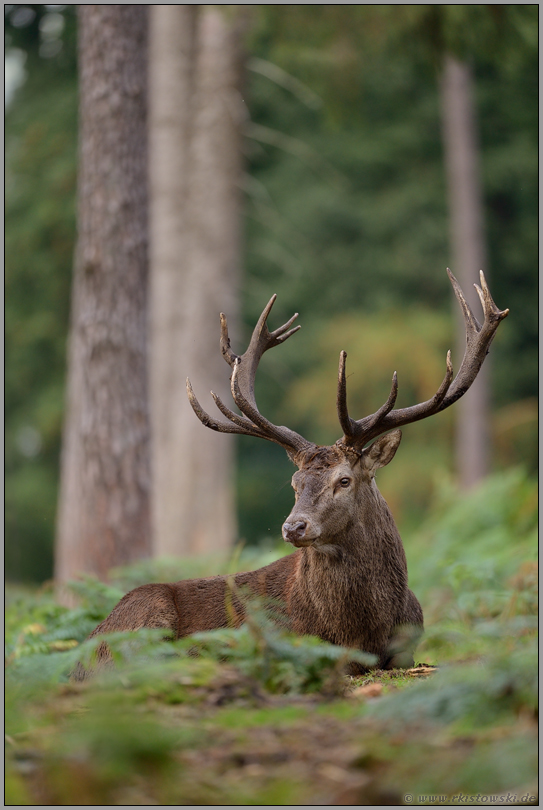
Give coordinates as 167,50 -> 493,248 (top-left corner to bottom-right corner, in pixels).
73,269 -> 508,679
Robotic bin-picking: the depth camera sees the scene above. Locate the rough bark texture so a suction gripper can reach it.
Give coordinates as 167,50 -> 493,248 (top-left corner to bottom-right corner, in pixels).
55,6 -> 151,586
441,54 -> 490,489
149,6 -> 244,557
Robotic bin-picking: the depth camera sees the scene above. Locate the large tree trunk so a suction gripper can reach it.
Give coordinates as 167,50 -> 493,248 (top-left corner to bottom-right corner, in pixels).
55,6 -> 151,587
440,54 -> 490,489
148,5 -> 197,557
149,6 -> 244,557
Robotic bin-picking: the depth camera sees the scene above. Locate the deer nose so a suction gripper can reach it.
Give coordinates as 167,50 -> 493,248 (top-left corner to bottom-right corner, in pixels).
282,521 -> 307,542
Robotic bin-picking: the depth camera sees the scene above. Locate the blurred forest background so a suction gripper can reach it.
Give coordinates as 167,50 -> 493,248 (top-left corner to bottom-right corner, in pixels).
5,4 -> 538,585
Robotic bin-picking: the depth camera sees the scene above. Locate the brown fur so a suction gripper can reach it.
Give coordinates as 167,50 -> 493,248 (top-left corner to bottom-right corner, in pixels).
73,431 -> 423,680
74,271 -> 508,680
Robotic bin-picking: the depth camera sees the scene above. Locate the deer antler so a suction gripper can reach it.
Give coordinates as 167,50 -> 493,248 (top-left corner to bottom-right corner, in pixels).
187,295 -> 315,459
337,268 -> 509,449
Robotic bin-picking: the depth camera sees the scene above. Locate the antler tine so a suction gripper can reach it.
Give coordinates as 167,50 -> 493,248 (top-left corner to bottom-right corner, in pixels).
220,313 -> 239,368
338,268 -> 508,448
337,351 -> 354,438
446,266 -> 481,332
239,295 -> 300,394
188,296 -> 314,459
270,311 -> 301,343
230,359 -> 312,456
363,370 -> 399,433
225,296 -> 310,455
186,378 -> 263,438
219,296 -> 302,369
474,269 -> 508,322
337,350 -> 399,444
211,390 -> 265,433
446,267 -> 508,403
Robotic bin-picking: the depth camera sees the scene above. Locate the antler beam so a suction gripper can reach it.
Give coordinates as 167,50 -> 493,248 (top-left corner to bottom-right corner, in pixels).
187,296 -> 315,459
338,268 -> 509,449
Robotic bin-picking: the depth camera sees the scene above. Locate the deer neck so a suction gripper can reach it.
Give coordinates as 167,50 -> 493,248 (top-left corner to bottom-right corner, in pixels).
296,481 -> 408,637
355,478 -> 407,564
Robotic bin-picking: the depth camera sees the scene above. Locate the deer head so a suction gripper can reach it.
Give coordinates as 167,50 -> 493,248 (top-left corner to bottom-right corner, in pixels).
187,269 -> 508,552
281,431 -> 403,554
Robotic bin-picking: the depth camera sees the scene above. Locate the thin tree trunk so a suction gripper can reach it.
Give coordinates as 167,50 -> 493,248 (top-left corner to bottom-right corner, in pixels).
149,6 -> 244,557
440,53 -> 490,489
55,5 -> 151,587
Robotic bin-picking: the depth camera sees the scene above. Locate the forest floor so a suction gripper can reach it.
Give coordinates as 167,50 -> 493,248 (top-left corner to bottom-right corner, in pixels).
6,469 -> 538,806
6,641 -> 538,806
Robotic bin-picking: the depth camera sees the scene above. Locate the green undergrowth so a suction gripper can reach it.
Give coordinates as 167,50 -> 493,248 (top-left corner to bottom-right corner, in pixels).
5,468 -> 538,805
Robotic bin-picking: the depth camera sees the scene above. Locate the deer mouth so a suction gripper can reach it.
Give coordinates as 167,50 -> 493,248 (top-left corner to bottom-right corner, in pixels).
286,537 -> 313,548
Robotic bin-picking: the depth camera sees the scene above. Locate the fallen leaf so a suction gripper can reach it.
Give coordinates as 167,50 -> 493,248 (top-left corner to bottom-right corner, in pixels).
351,683 -> 384,698
405,666 -> 437,677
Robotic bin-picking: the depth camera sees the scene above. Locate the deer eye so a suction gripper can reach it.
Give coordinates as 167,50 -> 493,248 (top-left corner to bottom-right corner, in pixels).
339,477 -> 351,487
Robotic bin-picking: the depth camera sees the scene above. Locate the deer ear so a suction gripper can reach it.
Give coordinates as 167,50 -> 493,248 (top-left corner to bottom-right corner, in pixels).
362,430 -> 402,473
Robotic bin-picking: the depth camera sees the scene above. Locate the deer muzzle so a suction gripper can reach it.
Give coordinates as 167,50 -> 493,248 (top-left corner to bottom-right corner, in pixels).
282,519 -> 319,547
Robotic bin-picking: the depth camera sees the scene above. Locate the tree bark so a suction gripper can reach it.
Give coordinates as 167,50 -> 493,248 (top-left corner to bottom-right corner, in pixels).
440,54 -> 490,489
55,5 -> 151,586
149,6 -> 244,557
